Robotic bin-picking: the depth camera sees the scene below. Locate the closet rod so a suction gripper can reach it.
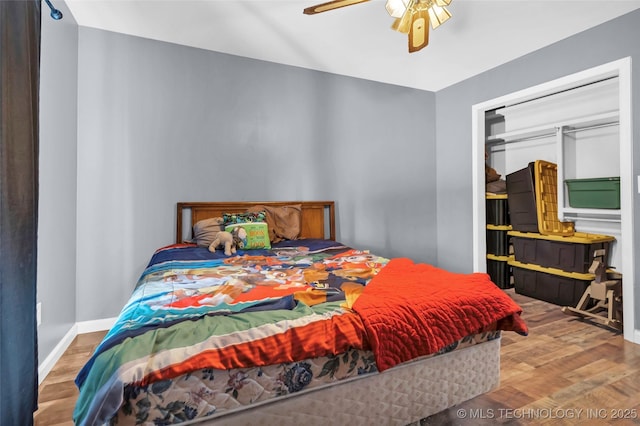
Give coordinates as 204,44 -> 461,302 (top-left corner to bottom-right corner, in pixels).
562,121 -> 619,134
488,120 -> 619,147
486,132 -> 556,146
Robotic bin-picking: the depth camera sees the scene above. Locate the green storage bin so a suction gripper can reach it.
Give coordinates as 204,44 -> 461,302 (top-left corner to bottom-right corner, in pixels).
565,177 -> 620,209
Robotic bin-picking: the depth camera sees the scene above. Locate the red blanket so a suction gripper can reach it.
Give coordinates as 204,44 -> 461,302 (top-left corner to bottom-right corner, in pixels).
352,258 -> 528,371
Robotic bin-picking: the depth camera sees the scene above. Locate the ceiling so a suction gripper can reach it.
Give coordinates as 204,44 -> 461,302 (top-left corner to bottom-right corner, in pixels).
64,0 -> 640,91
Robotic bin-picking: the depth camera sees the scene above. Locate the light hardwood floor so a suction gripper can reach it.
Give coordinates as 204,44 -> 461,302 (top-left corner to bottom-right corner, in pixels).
34,331 -> 107,426
34,290 -> 640,426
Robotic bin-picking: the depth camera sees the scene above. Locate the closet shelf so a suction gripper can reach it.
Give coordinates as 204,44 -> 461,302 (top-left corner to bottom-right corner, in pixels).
485,111 -> 505,123
560,207 -> 621,222
486,110 -> 619,145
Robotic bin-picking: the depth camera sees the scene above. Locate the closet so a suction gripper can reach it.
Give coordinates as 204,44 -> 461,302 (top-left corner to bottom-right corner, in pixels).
471,58 -> 635,342
486,77 -> 621,269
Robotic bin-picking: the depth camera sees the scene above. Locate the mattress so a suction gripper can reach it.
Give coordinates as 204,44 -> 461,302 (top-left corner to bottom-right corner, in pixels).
181,338 -> 502,426
110,332 -> 501,425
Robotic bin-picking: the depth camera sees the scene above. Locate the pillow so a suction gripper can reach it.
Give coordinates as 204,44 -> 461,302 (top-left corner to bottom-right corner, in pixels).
191,217 -> 225,247
225,222 -> 271,250
223,211 -> 267,225
246,204 -> 302,243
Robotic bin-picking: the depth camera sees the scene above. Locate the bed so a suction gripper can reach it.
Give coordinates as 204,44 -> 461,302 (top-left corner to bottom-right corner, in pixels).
73,201 -> 528,426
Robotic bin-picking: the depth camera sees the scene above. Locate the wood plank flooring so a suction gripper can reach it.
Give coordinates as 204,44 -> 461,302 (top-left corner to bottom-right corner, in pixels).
34,290 -> 640,425
426,290 -> 640,425
34,331 -> 106,426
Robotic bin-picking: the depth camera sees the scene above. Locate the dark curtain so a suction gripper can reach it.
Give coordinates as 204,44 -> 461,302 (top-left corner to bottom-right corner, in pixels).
0,1 -> 41,425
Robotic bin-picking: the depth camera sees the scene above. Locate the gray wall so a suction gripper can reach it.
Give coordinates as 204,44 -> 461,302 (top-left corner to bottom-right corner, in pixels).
435,10 -> 640,329
74,28 -> 437,321
37,2 -> 79,364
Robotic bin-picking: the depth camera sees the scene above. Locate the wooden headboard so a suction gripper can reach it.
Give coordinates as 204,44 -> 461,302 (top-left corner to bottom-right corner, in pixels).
176,201 -> 335,244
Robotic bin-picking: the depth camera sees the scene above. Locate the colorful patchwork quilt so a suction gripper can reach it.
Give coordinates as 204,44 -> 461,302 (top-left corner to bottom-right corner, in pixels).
74,239 -> 387,425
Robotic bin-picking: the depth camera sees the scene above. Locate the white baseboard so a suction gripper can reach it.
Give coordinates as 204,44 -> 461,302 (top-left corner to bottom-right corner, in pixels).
38,323 -> 77,384
76,316 -> 117,334
38,317 -> 117,384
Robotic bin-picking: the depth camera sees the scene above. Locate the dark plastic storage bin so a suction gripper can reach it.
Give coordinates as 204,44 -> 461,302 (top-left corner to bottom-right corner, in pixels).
486,194 -> 509,225
505,163 -> 539,233
486,225 -> 511,256
506,160 -> 575,236
565,177 -> 621,209
510,259 -> 591,306
487,254 -> 512,289
509,230 -> 615,273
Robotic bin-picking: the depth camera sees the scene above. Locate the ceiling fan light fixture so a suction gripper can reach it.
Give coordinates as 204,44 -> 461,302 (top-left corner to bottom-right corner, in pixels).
435,0 -> 451,6
427,3 -> 451,29
385,0 -> 409,18
391,0 -> 415,34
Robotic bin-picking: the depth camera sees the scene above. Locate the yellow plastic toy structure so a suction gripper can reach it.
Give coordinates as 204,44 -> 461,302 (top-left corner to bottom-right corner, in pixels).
561,249 -> 622,331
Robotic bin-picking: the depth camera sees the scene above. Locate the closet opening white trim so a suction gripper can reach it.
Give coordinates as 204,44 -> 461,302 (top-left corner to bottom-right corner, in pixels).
471,57 -> 635,343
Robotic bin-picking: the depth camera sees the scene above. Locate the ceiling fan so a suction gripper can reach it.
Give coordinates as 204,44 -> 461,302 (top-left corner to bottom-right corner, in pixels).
304,0 -> 452,53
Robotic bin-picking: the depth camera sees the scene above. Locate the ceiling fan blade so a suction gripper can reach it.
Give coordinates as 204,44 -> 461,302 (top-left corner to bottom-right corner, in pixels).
408,9 -> 429,53
303,0 -> 370,15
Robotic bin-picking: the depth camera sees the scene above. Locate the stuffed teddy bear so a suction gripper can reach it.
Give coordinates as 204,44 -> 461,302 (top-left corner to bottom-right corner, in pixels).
209,231 -> 237,256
